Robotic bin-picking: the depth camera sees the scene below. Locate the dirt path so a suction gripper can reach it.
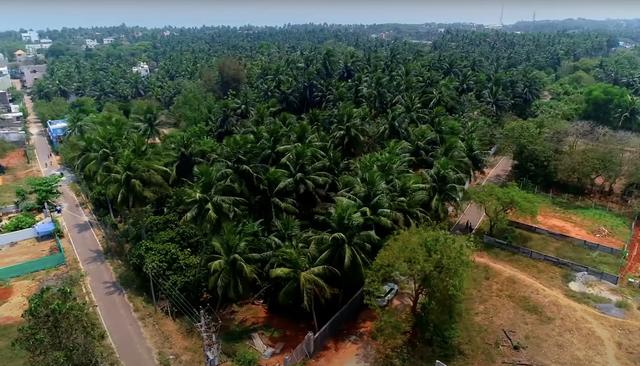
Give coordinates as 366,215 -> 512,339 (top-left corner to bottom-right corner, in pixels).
474,253 -> 634,366
451,156 -> 513,233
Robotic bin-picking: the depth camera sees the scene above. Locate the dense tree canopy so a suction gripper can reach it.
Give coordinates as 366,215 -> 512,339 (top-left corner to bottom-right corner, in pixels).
19,22 -> 640,332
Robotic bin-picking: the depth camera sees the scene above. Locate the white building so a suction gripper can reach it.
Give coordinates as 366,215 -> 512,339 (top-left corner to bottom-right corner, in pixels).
132,62 -> 150,77
85,39 -> 98,49
21,30 -> 39,42
25,41 -> 52,55
103,37 -> 115,45
0,66 -> 10,91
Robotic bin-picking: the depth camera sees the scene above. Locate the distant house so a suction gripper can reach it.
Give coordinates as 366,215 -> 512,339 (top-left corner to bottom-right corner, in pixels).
85,39 -> 98,49
14,50 -> 27,63
103,37 -> 115,45
21,30 -> 39,43
132,61 -> 150,77
26,39 -> 53,55
20,65 -> 47,88
46,119 -> 68,147
0,66 -> 10,91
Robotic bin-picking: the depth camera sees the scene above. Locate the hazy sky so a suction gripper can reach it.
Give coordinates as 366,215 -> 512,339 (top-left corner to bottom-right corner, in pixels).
2,0 -> 640,31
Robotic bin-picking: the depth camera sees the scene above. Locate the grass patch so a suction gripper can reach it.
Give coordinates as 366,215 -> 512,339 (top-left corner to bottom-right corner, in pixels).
565,290 -> 611,306
0,323 -> 27,366
512,229 -> 623,274
615,299 -> 632,310
531,194 -> 632,243
514,295 -> 550,320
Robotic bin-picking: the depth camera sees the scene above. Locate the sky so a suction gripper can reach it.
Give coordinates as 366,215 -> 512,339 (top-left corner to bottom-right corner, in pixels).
2,0 -> 640,31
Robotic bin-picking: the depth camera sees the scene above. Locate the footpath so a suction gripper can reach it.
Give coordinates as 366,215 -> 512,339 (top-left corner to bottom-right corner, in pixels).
25,96 -> 156,366
451,156 -> 513,233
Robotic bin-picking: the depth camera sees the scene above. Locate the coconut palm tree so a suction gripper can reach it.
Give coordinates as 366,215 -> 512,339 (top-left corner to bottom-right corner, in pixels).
269,247 -> 338,332
183,164 -> 247,230
208,223 -> 262,309
311,198 -> 379,284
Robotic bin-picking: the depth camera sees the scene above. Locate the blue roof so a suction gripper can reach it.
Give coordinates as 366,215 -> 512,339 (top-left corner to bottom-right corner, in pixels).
35,220 -> 55,236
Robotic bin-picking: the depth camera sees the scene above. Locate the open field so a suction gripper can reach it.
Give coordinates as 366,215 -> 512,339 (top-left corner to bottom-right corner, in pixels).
452,250 -> 640,366
512,229 -> 624,274
0,238 -> 58,268
0,148 -> 38,206
512,195 -> 632,249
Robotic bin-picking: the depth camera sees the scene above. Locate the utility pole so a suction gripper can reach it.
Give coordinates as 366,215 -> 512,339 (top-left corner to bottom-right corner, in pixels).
500,3 -> 504,27
149,272 -> 157,312
198,309 -> 221,366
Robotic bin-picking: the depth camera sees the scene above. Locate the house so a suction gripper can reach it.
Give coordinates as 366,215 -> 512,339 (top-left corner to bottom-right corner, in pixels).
103,37 -> 115,45
0,66 -> 10,91
132,61 -> 150,77
26,39 -> 53,55
20,65 -> 47,88
46,119 -> 68,147
21,30 -> 39,42
85,39 -> 98,49
0,53 -> 6,66
14,50 -> 27,63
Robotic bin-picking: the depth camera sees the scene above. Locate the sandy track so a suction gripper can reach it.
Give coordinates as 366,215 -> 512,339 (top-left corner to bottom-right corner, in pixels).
474,253 -> 639,366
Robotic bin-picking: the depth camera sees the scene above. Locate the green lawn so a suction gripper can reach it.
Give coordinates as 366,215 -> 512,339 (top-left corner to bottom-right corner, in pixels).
0,324 -> 26,366
512,229 -> 623,274
516,193 -> 633,244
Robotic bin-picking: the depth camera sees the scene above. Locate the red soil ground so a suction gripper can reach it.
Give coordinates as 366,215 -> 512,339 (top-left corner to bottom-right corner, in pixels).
515,208 -> 625,249
621,219 -> 640,277
0,286 -> 12,303
307,309 -> 376,366
229,303 -> 312,366
0,149 -> 25,169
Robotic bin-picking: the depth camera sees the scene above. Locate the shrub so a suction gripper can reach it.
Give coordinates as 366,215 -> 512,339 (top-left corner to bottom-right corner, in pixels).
2,213 -> 37,233
232,348 -> 259,366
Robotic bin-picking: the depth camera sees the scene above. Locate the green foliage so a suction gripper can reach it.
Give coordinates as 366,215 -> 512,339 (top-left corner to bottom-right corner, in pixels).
232,348 -> 259,366
2,213 -> 37,233
25,175 -> 62,206
370,308 -> 412,366
366,228 -> 473,353
468,183 -> 539,235
33,98 -> 69,125
582,83 -> 633,129
13,280 -> 115,366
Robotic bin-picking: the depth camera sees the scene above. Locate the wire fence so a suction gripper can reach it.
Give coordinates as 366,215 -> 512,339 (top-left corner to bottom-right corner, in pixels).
484,235 -> 620,285
283,287 -> 365,366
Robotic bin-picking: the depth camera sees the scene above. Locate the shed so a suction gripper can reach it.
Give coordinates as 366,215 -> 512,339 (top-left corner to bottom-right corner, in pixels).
35,220 -> 55,237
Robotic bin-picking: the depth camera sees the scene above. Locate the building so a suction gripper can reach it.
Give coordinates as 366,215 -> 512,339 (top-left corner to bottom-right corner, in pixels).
25,39 -> 53,55
14,50 -> 27,63
0,66 -> 10,91
0,53 -> 6,66
21,30 -> 39,42
103,37 -> 115,45
132,61 -> 150,77
85,39 -> 98,49
46,119 -> 68,147
20,65 -> 47,88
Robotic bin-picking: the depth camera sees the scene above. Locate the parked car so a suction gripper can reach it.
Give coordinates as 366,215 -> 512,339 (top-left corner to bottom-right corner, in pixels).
375,282 -> 399,307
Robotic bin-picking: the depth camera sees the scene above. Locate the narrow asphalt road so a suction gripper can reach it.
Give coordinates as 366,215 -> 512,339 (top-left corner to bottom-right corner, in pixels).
451,156 -> 513,233
25,96 -> 156,366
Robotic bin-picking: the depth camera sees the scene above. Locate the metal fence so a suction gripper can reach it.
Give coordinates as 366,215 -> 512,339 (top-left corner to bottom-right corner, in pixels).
484,235 -> 620,285
282,288 -> 365,366
508,220 -> 623,256
0,236 -> 65,280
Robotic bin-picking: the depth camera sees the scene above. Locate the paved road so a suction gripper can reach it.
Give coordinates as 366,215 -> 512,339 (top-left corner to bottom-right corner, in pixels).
25,96 -> 156,366
451,156 -> 513,233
